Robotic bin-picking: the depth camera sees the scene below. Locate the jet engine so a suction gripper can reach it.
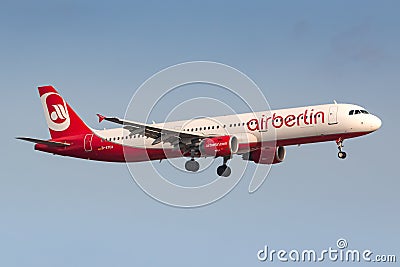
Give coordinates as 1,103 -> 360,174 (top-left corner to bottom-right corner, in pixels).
199,135 -> 238,157
242,146 -> 286,164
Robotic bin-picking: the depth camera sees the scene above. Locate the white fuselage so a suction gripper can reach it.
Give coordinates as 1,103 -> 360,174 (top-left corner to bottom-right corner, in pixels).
94,103 -> 382,151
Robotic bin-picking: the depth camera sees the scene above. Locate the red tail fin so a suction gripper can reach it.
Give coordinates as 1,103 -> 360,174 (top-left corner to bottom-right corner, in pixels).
38,86 -> 92,139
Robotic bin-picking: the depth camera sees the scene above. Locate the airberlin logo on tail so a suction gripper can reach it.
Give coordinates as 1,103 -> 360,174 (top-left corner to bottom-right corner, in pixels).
50,104 -> 68,121
40,92 -> 70,131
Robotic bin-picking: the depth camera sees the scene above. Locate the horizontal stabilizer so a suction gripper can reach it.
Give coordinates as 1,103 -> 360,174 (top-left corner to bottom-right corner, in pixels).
16,137 -> 70,147
96,113 -> 106,123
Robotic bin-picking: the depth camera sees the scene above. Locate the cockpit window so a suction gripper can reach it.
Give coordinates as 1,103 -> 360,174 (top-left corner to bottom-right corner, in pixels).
349,109 -> 370,115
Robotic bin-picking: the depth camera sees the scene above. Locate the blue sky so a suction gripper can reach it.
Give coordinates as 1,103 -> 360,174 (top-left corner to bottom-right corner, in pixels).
1,1 -> 399,266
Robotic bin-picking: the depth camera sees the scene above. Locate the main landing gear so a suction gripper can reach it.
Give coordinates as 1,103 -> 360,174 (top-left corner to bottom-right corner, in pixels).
336,138 -> 347,159
185,159 -> 200,172
217,156 -> 232,177
184,154 -> 232,177
185,149 -> 200,172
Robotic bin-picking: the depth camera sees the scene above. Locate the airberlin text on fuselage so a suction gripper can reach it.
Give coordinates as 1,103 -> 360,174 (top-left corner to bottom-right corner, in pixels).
247,109 -> 325,131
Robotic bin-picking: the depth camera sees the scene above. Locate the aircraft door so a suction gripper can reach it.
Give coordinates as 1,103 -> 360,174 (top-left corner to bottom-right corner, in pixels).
84,134 -> 93,152
328,106 -> 338,125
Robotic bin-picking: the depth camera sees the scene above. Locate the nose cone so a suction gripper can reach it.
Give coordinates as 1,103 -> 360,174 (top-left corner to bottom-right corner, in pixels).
370,115 -> 382,131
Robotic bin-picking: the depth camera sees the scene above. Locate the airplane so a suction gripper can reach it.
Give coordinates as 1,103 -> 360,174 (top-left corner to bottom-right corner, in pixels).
17,85 -> 382,177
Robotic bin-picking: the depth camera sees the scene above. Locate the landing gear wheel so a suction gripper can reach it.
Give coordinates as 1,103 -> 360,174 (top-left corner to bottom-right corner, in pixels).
185,159 -> 200,172
336,138 -> 347,160
217,165 -> 231,177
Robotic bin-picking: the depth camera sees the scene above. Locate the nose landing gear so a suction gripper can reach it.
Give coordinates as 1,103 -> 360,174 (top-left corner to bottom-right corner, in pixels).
336,138 -> 347,159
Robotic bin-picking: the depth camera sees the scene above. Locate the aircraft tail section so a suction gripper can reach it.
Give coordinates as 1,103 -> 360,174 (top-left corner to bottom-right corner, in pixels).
38,85 -> 92,139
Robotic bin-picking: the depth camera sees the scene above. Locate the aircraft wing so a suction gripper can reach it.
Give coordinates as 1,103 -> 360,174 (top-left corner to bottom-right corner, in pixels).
97,114 -> 206,146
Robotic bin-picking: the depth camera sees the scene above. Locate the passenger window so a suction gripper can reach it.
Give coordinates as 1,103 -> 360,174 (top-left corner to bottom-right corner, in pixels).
212,126 -> 215,129
217,126 -> 219,129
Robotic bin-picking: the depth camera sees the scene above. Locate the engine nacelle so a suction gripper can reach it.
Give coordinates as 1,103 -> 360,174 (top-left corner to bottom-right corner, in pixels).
233,132 -> 258,154
200,135 -> 238,157
242,146 -> 286,164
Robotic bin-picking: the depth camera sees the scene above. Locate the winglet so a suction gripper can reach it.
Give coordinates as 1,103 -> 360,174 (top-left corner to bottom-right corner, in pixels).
96,113 -> 106,123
